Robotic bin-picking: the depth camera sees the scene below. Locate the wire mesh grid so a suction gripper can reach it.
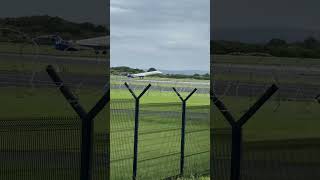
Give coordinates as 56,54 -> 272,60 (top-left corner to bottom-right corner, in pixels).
110,99 -> 135,180
137,102 -> 181,179
0,116 -> 81,180
211,54 -> 320,180
184,105 -> 210,177
0,116 -> 109,180
241,139 -> 320,180
110,86 -> 210,179
0,26 -> 110,179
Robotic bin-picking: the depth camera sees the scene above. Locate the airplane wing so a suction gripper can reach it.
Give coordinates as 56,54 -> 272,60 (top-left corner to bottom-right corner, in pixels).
75,36 -> 109,50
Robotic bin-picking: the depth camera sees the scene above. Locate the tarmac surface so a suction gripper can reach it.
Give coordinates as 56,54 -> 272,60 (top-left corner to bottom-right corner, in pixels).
0,53 -> 319,100
1,70 -> 319,100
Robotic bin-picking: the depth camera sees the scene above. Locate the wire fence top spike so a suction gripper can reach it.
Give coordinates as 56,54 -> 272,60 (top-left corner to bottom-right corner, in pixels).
86,90 -> 110,121
211,84 -> 279,128
238,84 -> 279,127
172,87 -> 198,102
46,65 -> 87,120
315,94 -> 320,104
124,82 -> 151,99
46,65 -> 64,87
46,64 -> 110,180
185,88 -> 198,101
211,95 -> 237,127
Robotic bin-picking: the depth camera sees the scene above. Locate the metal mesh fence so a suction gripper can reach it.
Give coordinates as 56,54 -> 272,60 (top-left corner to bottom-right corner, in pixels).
211,128 -> 320,180
110,99 -> 135,180
110,87 -> 210,179
211,128 -> 232,180
241,139 -> 320,180
0,116 -> 109,180
0,25 -> 110,180
138,102 -> 181,179
184,105 -> 210,176
111,83 -> 209,94
211,54 -> 320,180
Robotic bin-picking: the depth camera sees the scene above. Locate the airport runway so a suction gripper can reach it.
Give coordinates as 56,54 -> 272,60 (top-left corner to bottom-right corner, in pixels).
0,53 -> 319,100
2,53 -> 320,83
213,63 -> 320,84
1,71 -> 319,100
213,63 -> 320,75
115,78 -> 210,86
0,53 -> 107,66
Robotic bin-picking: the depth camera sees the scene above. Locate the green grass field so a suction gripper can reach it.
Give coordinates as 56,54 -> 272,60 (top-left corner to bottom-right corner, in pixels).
212,96 -> 320,141
110,88 -> 210,179
1,85 -> 318,140
1,83 -> 318,179
0,86 -> 210,179
111,89 -> 209,105
1,52 -> 319,179
0,86 -> 109,179
0,87 -> 106,117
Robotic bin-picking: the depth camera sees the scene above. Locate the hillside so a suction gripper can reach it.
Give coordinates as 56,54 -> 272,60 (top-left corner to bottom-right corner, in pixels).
0,15 -> 109,41
211,38 -> 320,59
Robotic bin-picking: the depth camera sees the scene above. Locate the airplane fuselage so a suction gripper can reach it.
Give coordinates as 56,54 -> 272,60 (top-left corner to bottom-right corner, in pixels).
53,35 -> 109,54
54,40 -> 78,51
127,71 -> 162,78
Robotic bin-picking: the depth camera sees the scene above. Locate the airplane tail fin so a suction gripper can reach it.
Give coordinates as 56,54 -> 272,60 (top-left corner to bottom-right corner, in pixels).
51,33 -> 74,51
127,73 -> 134,78
52,33 -> 63,45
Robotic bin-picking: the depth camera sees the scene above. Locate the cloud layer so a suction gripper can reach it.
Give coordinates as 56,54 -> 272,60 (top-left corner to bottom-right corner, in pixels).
0,0 -> 108,25
111,0 -> 210,71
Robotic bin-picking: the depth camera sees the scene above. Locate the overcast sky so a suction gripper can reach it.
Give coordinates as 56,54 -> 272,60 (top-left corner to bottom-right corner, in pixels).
0,0 -> 108,25
212,0 -> 320,41
212,0 -> 319,29
110,0 -> 210,71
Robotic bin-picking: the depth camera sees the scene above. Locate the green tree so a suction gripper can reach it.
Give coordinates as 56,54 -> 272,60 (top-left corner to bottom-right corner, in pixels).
267,38 -> 287,47
303,37 -> 318,49
147,68 -> 157,72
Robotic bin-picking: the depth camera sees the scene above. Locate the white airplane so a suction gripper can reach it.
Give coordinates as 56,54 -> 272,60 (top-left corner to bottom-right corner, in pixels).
127,71 -> 162,79
34,34 -> 109,54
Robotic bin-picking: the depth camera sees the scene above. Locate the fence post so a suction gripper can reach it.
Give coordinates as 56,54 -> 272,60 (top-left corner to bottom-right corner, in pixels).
211,84 -> 278,180
172,87 -> 197,176
124,82 -> 151,180
46,65 -> 110,180
315,94 -> 320,104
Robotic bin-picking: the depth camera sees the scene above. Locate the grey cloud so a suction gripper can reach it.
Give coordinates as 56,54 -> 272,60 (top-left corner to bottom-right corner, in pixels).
0,0 -> 109,25
212,0 -> 320,29
111,0 -> 210,71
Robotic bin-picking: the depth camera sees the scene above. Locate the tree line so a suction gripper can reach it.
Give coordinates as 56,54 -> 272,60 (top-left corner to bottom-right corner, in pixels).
211,37 -> 320,58
0,15 -> 109,41
111,66 -> 209,80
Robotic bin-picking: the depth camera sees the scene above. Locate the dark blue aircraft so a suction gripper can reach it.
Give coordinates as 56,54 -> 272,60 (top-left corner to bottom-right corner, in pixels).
53,35 -> 79,51
35,33 -> 109,54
